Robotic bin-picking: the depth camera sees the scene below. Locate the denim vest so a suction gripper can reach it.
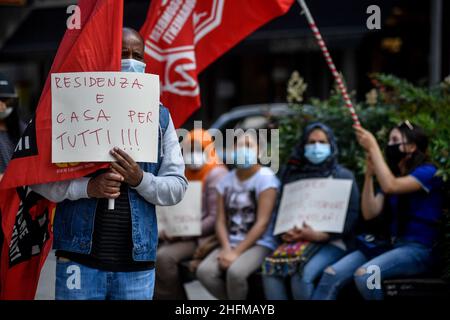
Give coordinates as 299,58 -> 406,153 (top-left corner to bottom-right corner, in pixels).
53,105 -> 170,262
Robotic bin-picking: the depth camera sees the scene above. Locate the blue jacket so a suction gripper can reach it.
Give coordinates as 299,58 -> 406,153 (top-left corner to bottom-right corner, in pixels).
53,106 -> 170,262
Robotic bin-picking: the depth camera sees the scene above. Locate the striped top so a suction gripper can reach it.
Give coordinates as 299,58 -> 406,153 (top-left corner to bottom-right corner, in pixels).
57,184 -> 154,272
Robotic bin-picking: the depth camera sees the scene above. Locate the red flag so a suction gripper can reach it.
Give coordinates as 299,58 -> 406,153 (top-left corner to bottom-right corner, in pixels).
140,0 -> 295,128
0,0 -> 123,299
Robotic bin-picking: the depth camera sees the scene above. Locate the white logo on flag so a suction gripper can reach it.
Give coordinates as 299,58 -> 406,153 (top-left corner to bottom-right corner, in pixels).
144,0 -> 225,97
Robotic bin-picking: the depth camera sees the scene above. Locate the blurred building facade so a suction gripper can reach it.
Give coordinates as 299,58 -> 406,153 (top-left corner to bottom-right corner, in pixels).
0,0 -> 448,127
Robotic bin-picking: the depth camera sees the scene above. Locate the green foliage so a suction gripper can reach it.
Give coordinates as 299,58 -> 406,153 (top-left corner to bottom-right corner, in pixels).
373,74 -> 450,182
280,72 -> 450,183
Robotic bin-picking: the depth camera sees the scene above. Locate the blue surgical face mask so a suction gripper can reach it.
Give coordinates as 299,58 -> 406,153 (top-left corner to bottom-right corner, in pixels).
233,147 -> 258,169
304,143 -> 331,164
121,59 -> 146,73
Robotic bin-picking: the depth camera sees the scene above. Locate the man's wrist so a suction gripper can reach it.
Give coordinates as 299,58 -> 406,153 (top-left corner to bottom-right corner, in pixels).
86,177 -> 95,198
131,170 -> 144,187
130,170 -> 146,189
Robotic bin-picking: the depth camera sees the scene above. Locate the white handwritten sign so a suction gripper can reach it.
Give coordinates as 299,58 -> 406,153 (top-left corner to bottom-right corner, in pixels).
156,181 -> 202,237
273,178 -> 352,235
51,72 -> 159,163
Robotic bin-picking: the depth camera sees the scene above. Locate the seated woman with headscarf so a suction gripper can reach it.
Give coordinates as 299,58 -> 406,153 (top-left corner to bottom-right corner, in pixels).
262,122 -> 360,300
154,129 -> 228,300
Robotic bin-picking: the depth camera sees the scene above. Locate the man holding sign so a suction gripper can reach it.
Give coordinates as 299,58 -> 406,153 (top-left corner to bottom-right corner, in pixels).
31,28 -> 187,300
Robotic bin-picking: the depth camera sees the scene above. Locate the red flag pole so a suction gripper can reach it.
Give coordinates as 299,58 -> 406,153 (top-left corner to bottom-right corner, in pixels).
297,0 -> 361,126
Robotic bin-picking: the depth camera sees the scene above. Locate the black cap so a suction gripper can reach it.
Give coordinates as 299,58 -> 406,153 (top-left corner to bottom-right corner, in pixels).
0,72 -> 17,98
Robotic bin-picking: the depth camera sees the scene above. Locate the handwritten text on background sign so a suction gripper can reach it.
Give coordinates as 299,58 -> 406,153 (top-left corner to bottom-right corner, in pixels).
273,178 -> 353,235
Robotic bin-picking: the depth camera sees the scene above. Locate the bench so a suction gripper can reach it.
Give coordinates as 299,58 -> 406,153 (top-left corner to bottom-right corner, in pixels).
179,258 -> 450,299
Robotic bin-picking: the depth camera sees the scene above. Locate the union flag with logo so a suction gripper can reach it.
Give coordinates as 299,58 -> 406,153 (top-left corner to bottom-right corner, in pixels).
140,0 -> 295,128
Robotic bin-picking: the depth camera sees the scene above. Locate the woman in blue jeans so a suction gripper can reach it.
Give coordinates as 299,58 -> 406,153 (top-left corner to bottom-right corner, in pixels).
262,122 -> 360,300
313,121 -> 443,300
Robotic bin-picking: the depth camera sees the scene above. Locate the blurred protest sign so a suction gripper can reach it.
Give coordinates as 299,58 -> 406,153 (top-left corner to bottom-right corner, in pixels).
274,178 -> 352,235
51,71 -> 159,163
156,181 -> 202,237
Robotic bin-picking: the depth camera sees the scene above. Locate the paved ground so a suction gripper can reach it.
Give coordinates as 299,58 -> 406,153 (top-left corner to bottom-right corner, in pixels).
35,250 -> 216,300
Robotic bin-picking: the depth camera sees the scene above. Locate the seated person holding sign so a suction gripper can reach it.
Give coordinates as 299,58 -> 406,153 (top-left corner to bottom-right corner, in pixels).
196,131 -> 280,300
31,28 -> 188,300
262,122 -> 360,300
155,129 -> 228,300
313,121 -> 443,300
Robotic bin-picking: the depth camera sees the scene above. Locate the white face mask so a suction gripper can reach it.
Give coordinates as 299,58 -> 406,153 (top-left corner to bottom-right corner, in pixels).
0,107 -> 13,120
184,151 -> 206,170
